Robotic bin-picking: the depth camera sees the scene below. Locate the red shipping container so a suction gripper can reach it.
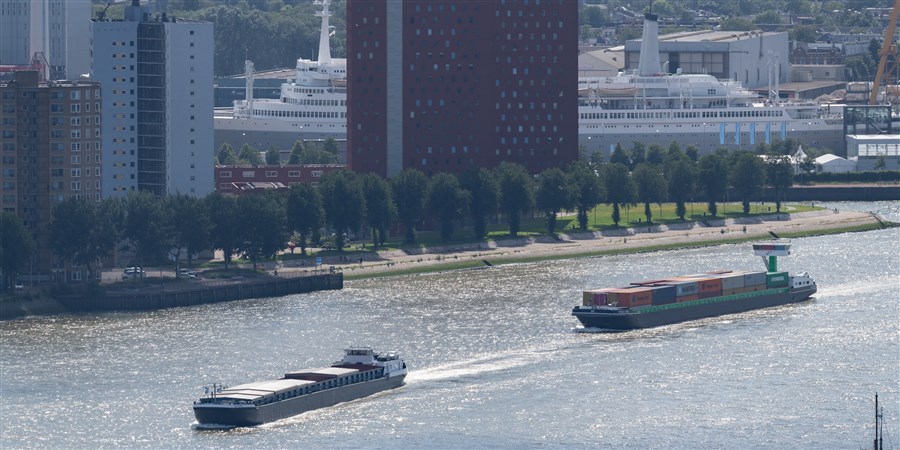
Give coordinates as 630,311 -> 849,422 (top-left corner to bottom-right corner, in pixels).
698,277 -> 722,295
617,287 -> 653,307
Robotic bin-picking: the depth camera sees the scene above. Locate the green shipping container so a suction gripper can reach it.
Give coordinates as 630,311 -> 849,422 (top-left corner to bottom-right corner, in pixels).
766,272 -> 789,288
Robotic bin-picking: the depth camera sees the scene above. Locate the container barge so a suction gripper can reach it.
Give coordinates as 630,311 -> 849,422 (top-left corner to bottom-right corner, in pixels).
193,347 -> 407,427
572,243 -> 817,331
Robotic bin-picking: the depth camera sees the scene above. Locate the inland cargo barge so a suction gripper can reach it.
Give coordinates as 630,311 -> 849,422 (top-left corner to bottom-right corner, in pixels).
572,243 -> 816,331
193,347 -> 407,427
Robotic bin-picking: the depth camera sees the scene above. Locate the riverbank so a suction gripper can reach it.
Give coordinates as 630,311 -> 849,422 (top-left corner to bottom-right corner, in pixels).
1,209 -> 890,320
325,209 -> 888,280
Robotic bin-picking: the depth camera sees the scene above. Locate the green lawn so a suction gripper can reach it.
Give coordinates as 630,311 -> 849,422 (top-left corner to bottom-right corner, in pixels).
295,202 -> 824,256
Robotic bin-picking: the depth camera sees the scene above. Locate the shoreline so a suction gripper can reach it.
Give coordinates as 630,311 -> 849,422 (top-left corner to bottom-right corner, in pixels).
334,209 -> 888,280
1,209 -> 891,320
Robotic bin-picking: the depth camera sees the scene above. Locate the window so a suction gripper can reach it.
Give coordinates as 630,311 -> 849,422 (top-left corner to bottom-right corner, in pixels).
288,171 -> 300,177
220,171 -> 232,178
312,170 -> 323,177
242,171 -> 255,177
265,171 -> 277,178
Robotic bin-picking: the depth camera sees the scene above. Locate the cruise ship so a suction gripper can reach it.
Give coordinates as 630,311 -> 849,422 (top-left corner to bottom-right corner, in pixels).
213,3 -> 846,156
577,12 -> 844,156
213,0 -> 347,151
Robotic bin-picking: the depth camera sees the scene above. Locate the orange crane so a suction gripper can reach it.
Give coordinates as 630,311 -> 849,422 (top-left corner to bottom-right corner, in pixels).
869,0 -> 900,105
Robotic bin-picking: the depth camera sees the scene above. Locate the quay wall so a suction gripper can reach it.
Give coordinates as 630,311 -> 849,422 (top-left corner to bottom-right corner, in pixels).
53,273 -> 343,313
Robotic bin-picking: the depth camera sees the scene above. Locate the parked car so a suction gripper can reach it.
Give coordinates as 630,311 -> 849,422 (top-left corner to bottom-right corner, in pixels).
123,267 -> 144,279
179,268 -> 197,279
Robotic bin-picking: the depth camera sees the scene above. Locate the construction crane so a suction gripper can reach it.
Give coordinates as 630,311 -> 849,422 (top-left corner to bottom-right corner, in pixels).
0,51 -> 49,82
869,0 -> 900,105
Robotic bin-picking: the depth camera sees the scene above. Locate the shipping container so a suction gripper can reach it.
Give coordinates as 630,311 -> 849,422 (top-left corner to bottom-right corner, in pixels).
581,288 -> 619,306
720,273 -> 745,290
743,271 -> 766,287
698,278 -> 723,295
766,271 -> 789,288
660,280 -> 699,297
650,285 -> 676,305
705,270 -> 733,275
629,279 -> 671,286
675,294 -> 699,303
616,287 -> 654,308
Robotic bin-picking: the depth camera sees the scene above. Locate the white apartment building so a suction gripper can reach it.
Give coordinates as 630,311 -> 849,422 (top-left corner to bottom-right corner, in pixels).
0,0 -> 91,81
92,2 -> 213,198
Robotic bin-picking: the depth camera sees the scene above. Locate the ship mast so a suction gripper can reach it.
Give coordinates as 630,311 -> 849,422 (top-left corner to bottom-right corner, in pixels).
314,0 -> 332,65
874,393 -> 883,450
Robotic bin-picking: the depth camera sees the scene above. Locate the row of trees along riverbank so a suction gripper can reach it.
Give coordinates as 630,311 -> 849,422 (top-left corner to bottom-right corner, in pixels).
1,142 -> 850,290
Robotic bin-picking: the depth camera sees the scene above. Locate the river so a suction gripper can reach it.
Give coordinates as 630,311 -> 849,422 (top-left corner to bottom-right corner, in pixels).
1,202 -> 897,449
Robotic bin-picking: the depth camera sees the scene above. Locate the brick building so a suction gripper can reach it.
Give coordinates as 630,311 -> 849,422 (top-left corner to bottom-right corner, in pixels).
214,164 -> 345,194
346,0 -> 579,177
0,71 -> 102,282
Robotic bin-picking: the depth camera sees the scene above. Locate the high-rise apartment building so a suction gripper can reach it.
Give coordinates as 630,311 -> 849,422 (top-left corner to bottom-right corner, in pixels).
0,0 -> 91,81
92,1 -> 213,197
346,0 -> 578,177
0,71 -> 102,282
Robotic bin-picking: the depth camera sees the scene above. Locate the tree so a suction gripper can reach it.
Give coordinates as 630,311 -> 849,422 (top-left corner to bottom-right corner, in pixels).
567,161 -> 605,230
610,143 -> 630,167
633,163 -> 667,224
323,137 -> 338,156
791,25 -> 818,43
535,167 -> 575,235
460,168 -> 500,239
123,191 -> 171,270
666,158 -> 696,220
721,17 -> 753,31
206,193 -> 241,269
391,169 -> 428,244
49,197 -> 124,283
360,174 -> 394,248
731,151 -> 767,214
166,194 -> 210,270
288,140 -> 305,165
685,145 -> 699,162
646,144 -> 666,166
630,142 -> 646,170
495,162 -> 535,237
766,154 -> 794,212
0,212 -> 35,290
238,143 -> 263,166
320,169 -> 365,251
297,146 -> 339,164
235,191 -> 287,270
698,153 -> 729,217
217,143 -> 239,165
603,163 -> 636,227
265,147 -> 280,165
754,10 -> 782,24
286,182 -> 325,255
426,172 -> 469,241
